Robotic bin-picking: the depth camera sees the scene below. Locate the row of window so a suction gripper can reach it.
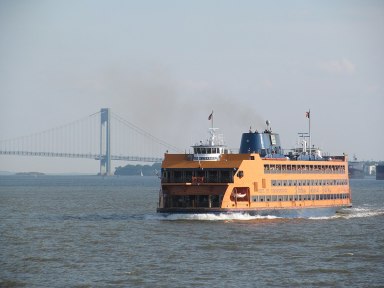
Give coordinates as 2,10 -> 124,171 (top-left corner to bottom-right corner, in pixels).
264,164 -> 346,174
271,179 -> 349,187
193,147 -> 229,154
251,193 -> 350,202
162,169 -> 235,184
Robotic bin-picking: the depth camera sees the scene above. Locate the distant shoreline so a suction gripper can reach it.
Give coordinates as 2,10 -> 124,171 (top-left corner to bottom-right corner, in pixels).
15,172 -> 45,176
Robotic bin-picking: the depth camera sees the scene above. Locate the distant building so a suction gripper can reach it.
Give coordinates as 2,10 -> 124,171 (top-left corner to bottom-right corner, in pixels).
365,165 -> 376,176
376,165 -> 384,180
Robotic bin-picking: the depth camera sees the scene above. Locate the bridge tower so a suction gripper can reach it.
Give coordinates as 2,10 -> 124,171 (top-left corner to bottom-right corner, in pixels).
100,108 -> 111,175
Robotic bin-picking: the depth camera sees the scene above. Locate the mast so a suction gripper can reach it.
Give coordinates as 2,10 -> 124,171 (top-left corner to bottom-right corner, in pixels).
307,109 -> 311,158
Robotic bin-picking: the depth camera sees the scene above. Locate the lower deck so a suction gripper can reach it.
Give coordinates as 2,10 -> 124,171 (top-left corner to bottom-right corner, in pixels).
160,180 -> 351,210
159,191 -> 351,210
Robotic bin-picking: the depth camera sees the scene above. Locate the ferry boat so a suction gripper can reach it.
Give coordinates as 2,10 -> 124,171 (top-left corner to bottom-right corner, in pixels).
157,120 -> 352,217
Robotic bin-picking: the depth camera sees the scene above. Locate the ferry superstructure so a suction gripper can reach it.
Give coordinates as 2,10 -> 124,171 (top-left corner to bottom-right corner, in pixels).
157,122 -> 352,217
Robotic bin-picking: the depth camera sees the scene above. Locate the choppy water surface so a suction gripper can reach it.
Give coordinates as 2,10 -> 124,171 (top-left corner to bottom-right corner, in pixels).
1,176 -> 383,287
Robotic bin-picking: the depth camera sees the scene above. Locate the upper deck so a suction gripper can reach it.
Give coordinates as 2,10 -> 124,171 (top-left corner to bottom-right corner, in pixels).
161,121 -> 348,183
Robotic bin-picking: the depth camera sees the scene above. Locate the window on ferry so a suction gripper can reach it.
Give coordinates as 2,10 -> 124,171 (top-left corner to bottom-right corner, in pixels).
162,170 -> 169,182
185,171 -> 193,182
173,170 -> 183,182
196,170 -> 205,178
207,170 -> 218,182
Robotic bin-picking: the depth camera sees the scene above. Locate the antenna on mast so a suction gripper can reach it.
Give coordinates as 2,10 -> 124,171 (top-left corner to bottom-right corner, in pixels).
266,120 -> 271,131
306,110 -> 311,159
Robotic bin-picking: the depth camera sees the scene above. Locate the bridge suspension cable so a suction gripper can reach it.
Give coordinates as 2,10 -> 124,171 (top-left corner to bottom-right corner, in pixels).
111,112 -> 182,153
0,112 -> 101,157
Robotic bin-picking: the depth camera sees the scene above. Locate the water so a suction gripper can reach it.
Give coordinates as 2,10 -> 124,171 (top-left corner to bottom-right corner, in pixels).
1,176 -> 383,287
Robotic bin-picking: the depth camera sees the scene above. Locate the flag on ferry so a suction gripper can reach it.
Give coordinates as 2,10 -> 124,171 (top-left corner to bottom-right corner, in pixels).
208,111 -> 213,120
306,111 -> 310,118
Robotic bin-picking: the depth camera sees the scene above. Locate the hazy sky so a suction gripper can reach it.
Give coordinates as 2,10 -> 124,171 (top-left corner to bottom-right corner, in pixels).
0,0 -> 383,173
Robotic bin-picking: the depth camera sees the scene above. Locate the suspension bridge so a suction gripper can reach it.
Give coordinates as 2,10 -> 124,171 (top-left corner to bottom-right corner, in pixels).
0,108 -> 181,175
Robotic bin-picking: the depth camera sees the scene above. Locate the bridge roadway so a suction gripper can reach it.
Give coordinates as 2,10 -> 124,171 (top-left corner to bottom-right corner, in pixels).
0,150 -> 163,163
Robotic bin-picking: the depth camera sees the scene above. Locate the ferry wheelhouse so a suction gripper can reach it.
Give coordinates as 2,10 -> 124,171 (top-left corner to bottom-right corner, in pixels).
157,122 -> 352,217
